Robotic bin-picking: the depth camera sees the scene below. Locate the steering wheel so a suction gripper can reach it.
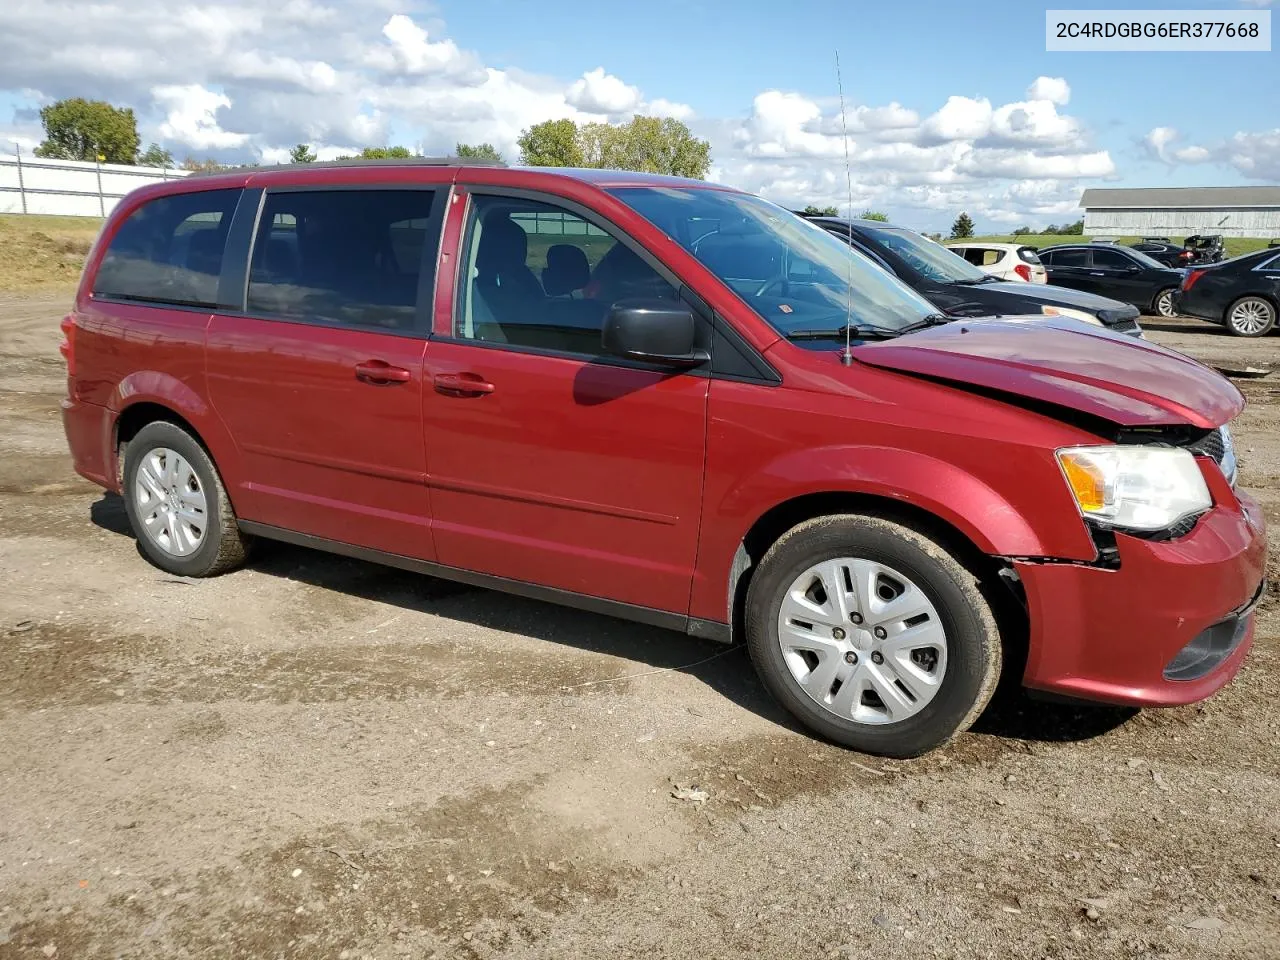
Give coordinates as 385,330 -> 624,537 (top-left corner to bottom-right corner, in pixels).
753,277 -> 788,298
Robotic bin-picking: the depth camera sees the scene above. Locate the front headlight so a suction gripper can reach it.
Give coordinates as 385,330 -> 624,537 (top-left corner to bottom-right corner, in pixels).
1056,445 -> 1211,532
1041,305 -> 1102,326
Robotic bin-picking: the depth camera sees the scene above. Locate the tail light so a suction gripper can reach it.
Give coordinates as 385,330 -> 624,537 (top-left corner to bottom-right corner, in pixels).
1014,263 -> 1031,281
1183,269 -> 1206,292
59,314 -> 76,377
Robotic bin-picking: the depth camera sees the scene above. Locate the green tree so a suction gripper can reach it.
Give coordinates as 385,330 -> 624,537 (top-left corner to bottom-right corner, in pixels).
859,210 -> 888,222
1062,219 -> 1084,235
949,211 -> 975,240
517,119 -> 584,167
520,115 -> 711,178
802,205 -> 839,216
34,98 -> 140,164
335,146 -> 416,160
1012,225 -> 1032,236
180,156 -> 227,173
603,115 -> 710,178
456,142 -> 503,163
136,143 -> 174,168
289,143 -> 317,164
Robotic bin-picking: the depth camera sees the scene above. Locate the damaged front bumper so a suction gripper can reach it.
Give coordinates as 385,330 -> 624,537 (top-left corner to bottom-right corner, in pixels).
1013,487 -> 1267,708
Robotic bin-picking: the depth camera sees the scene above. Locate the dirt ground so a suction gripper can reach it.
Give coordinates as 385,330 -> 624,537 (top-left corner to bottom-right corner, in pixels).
1,292 -> 1278,960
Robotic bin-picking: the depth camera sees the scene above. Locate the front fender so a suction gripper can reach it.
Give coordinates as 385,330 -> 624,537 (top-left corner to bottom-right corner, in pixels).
688,444 -> 1091,624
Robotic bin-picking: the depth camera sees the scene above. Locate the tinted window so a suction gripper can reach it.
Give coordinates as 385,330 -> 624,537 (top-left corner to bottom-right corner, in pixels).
611,188 -> 939,337
93,189 -> 241,307
1091,249 -> 1133,270
855,223 -> 987,283
1050,248 -> 1089,267
247,190 -> 436,331
455,194 -> 678,355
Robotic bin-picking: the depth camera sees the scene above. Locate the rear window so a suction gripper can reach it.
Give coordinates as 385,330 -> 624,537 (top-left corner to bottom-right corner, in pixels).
93,189 -> 241,307
1049,248 -> 1089,267
1017,247 -> 1042,264
246,190 -> 437,331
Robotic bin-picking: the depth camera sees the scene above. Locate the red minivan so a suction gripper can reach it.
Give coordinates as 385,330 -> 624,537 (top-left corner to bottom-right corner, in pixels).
60,159 -> 1266,757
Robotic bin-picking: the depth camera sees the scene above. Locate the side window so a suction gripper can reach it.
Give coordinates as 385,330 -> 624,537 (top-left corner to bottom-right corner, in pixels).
959,248 -> 984,266
247,189 -> 436,331
455,194 -> 678,355
1092,249 -> 1131,270
93,188 -> 241,307
1052,249 -> 1089,267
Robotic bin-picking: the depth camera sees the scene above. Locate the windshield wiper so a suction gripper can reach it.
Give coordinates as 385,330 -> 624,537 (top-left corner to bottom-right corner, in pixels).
786,314 -> 952,342
895,313 -> 953,335
785,322 -> 904,341
953,275 -> 999,285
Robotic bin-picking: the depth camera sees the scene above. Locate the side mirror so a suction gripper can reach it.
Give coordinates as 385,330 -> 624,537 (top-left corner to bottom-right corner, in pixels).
601,299 -> 707,368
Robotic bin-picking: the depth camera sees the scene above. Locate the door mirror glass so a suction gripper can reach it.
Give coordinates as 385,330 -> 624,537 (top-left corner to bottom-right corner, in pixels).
602,299 -> 705,367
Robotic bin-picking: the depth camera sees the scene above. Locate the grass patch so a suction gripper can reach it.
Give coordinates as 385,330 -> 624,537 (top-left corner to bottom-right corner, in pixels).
963,234 -> 1273,259
0,214 -> 103,292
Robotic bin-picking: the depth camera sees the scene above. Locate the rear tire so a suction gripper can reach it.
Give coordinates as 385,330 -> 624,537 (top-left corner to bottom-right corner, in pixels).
744,515 -> 1002,758
1225,296 -> 1276,337
122,421 -> 249,577
1153,287 -> 1178,319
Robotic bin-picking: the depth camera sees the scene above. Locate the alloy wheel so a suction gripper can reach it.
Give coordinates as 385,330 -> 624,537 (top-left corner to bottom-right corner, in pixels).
1228,297 -> 1276,336
1156,289 -> 1177,318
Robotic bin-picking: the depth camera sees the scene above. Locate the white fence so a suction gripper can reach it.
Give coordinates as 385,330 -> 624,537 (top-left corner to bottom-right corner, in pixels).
0,152 -> 191,218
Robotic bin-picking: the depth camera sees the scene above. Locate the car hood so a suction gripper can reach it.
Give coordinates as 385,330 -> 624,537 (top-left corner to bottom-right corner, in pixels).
963,280 -> 1139,318
852,317 -> 1243,428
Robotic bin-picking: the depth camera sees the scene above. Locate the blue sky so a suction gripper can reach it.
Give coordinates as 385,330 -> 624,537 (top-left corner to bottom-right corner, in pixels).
0,0 -> 1276,231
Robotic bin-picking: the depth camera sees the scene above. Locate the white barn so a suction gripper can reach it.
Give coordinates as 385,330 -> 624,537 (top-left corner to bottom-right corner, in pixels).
1081,186 -> 1280,239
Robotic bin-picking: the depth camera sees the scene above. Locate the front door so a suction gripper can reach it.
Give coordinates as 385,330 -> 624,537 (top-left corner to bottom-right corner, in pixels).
1088,248 -> 1148,308
206,187 -> 441,560
422,192 -> 709,614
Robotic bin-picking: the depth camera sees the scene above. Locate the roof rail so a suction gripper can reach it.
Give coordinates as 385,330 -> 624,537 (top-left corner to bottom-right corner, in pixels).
190,155 -> 506,177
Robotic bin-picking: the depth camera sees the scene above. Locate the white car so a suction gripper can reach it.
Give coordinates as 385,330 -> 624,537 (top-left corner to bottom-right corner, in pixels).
946,242 -> 1047,283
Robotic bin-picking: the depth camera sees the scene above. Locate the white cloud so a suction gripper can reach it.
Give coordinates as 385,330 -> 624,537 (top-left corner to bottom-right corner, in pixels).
364,14 -> 483,83
153,84 -> 249,150
1027,76 -> 1070,105
565,67 -> 642,116
920,96 -> 993,143
1142,125 -> 1181,162
644,98 -> 694,121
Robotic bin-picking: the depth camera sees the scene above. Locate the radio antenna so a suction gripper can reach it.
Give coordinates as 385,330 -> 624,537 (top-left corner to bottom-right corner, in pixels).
836,50 -> 855,366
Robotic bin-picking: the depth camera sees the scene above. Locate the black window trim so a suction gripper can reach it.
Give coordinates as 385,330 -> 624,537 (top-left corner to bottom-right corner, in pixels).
218,182 -> 448,341
444,184 -> 780,384
89,186 -> 248,313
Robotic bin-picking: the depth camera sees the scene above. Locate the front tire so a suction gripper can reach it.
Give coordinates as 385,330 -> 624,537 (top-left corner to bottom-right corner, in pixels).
122,421 -> 249,577
1225,296 -> 1276,337
745,515 -> 1001,758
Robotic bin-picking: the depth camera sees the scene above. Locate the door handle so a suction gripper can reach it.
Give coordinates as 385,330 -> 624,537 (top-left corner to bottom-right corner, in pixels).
1089,271 -> 1106,276
433,372 -> 495,397
354,360 -> 412,384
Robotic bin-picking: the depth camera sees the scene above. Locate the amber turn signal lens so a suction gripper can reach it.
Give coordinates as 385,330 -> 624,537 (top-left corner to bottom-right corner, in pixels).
1059,453 -> 1106,512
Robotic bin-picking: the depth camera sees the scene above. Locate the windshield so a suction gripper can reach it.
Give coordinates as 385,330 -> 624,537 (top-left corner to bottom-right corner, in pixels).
856,222 -> 988,283
607,187 -> 938,337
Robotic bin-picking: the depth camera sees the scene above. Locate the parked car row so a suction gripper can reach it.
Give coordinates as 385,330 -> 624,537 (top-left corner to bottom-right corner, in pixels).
1131,235 -> 1226,268
61,161 -> 1263,757
1035,243 -> 1184,319
805,217 -> 1144,336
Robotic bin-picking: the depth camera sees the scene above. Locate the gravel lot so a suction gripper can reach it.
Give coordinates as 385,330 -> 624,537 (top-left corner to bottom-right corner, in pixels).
2,293 -> 1279,960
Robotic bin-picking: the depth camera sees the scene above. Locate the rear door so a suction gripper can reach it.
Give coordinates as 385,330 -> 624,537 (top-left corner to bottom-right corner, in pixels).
205,183 -> 445,559
1042,247 -> 1090,291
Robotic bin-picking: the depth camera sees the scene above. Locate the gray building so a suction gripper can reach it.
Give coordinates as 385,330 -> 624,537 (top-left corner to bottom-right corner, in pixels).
1081,186 -> 1280,238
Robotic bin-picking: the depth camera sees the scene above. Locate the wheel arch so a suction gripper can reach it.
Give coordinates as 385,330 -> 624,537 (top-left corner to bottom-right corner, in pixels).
108,373 -> 243,499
